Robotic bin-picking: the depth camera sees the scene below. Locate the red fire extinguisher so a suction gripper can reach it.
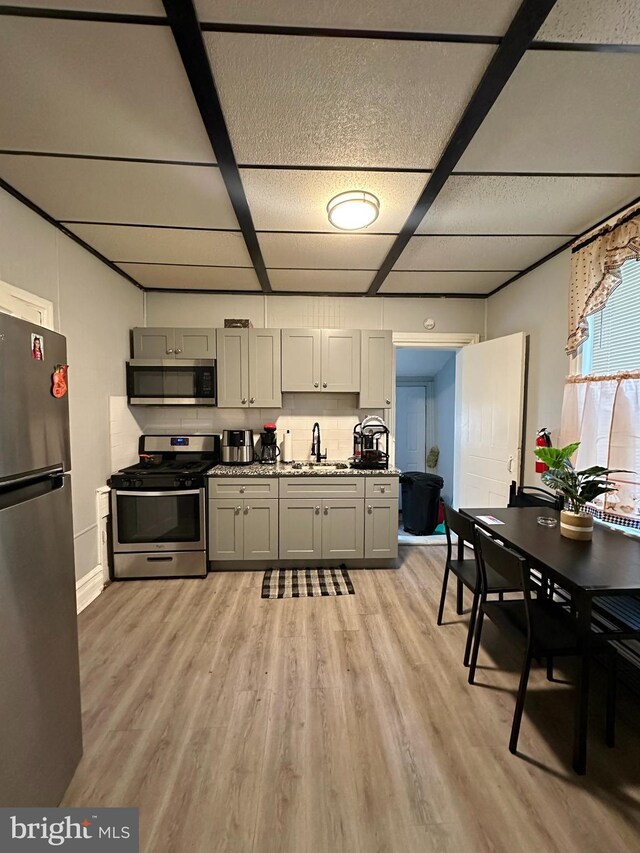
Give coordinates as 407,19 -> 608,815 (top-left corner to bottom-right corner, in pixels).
535,428 -> 552,474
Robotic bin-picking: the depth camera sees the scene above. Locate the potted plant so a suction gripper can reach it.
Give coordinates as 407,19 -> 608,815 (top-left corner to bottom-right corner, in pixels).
533,442 -> 623,541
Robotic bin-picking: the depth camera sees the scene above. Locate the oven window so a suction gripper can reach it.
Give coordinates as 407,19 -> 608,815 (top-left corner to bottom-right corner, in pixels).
116,493 -> 200,543
128,366 -> 199,398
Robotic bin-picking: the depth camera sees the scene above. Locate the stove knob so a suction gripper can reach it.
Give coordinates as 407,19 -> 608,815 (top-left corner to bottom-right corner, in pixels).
174,477 -> 182,488
134,479 -> 143,488
122,478 -> 131,488
184,478 -> 193,488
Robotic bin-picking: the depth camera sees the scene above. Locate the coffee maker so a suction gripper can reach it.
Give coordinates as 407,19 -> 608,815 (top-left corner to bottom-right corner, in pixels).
258,423 -> 280,464
351,416 -> 390,469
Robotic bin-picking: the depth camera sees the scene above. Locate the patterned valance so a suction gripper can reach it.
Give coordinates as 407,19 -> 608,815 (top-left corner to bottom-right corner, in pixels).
567,211 -> 640,355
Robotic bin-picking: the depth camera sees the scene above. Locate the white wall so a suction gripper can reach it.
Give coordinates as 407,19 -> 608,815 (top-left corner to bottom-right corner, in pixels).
145,292 -> 486,336
434,354 -> 456,504
0,188 -> 144,580
486,250 -> 571,484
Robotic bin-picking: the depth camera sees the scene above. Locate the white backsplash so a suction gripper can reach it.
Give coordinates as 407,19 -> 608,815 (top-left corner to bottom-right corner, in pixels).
110,394 -> 386,465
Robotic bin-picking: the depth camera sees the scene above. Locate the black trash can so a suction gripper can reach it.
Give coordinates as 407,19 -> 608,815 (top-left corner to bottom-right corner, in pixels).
400,472 -> 444,535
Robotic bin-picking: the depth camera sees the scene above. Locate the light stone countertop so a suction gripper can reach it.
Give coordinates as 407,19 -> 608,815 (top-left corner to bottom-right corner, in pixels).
208,462 -> 401,477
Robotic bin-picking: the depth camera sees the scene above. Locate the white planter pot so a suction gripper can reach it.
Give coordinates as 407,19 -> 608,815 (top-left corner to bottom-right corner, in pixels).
560,510 -> 593,541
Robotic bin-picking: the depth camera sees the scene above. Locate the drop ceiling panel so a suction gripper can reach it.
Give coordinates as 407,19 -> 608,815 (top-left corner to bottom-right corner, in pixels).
0,18 -> 214,162
396,235 -> 568,271
381,271 -> 509,294
196,0 -> 521,35
117,264 -> 260,291
5,0 -> 164,12
538,0 -> 640,44
0,156 -> 238,228
258,233 -> 394,269
64,224 -> 251,266
206,33 -> 495,168
458,52 -> 640,173
418,175 -> 640,235
241,168 -> 428,233
268,269 -> 373,293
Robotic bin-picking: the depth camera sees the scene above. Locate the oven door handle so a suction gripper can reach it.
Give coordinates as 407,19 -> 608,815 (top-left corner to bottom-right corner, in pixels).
114,490 -> 203,497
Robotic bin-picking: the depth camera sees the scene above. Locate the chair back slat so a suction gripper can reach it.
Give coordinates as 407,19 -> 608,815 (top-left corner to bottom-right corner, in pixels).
443,504 -> 476,551
474,528 -> 529,594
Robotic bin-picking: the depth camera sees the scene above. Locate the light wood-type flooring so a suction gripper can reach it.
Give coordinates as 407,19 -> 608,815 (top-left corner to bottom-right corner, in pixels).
63,546 -> 640,852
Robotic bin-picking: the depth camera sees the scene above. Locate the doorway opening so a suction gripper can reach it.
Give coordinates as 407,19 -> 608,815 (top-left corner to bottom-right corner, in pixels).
395,347 -> 457,545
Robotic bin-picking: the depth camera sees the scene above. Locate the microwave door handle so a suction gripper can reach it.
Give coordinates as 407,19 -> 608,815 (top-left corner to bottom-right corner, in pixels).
114,490 -> 203,497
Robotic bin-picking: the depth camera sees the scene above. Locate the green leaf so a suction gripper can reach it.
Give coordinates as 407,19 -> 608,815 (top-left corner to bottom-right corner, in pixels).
534,442 -> 580,468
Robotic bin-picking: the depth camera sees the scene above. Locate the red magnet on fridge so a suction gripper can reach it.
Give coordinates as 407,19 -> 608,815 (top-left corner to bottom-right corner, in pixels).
52,364 -> 69,398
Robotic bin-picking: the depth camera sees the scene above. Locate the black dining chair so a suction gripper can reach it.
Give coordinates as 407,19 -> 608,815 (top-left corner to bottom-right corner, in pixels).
508,480 -> 564,510
439,505 -> 519,667
468,528 -> 617,756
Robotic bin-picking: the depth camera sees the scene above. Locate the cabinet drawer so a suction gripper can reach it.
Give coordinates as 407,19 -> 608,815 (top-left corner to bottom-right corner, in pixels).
278,477 -> 364,500
365,476 -> 399,499
209,478 -> 278,499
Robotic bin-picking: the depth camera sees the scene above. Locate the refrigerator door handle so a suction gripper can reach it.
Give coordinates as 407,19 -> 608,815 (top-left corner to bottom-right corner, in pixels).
0,464 -> 64,491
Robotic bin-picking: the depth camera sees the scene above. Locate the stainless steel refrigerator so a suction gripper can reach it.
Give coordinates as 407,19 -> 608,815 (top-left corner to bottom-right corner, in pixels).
0,313 -> 83,806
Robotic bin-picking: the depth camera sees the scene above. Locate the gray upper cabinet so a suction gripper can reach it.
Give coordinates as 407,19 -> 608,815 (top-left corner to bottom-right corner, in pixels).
281,328 -> 360,393
132,327 -> 175,359
216,328 -> 281,408
322,329 -> 361,392
360,330 -> 393,408
248,329 -> 282,408
132,327 -> 215,360
174,328 -> 216,359
216,328 -> 250,407
281,329 -> 322,392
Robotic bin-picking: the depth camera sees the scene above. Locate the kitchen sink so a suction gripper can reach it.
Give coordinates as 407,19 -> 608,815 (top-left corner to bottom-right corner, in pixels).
290,461 -> 350,470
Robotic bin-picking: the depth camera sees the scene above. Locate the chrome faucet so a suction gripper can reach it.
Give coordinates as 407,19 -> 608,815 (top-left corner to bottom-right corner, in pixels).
311,422 -> 327,463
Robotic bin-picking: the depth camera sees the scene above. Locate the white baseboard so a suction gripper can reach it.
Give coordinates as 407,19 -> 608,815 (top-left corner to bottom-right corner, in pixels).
76,565 -> 104,614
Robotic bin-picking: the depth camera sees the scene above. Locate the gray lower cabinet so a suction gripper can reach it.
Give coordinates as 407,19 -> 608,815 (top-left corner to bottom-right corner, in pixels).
322,499 -> 364,559
279,499 -> 322,560
279,496 -> 364,559
132,327 -> 215,359
365,499 -> 399,559
209,499 -> 244,561
209,498 -> 279,561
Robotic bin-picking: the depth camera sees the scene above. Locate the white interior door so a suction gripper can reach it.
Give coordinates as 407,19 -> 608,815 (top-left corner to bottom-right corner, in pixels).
455,332 -> 526,509
395,385 -> 426,473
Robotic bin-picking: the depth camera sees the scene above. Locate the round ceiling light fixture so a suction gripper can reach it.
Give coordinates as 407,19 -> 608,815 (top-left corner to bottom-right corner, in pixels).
327,190 -> 380,230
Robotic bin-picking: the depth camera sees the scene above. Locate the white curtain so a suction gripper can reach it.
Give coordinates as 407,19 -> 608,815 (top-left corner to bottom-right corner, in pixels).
567,213 -> 640,355
560,374 -> 640,525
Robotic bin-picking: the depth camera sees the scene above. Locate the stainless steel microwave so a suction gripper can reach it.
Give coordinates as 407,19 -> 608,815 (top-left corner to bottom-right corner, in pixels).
126,359 -> 216,406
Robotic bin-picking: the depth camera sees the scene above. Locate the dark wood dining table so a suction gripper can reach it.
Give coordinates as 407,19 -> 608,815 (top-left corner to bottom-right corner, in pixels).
460,506 -> 640,774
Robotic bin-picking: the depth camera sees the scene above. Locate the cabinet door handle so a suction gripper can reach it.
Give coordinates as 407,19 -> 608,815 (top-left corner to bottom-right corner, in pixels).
368,505 -> 373,513
167,348 -> 173,354
380,486 -> 386,493
315,505 -> 320,514
240,486 -> 245,493
241,398 -> 247,404
235,506 -> 241,513
324,506 -> 329,515
249,397 -> 255,404
322,382 -> 327,388
386,398 -> 391,405
245,506 -> 251,513
314,382 -> 319,388
175,348 -> 182,354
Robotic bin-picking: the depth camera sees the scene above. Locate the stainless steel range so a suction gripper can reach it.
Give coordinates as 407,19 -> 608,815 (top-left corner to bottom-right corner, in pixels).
109,434 -> 220,579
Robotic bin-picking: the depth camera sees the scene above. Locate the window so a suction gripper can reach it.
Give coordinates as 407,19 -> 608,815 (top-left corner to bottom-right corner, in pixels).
582,258 -> 640,375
